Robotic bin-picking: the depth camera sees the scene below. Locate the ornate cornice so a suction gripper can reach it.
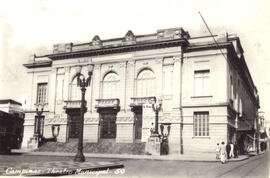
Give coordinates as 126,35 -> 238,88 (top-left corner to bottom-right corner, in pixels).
46,38 -> 189,61
23,60 -> 52,69
186,42 -> 231,52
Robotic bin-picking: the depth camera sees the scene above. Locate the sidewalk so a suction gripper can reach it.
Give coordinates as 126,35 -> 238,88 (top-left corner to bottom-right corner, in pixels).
1,151 -> 124,176
248,150 -> 267,156
12,149 -> 250,162
1,160 -> 124,176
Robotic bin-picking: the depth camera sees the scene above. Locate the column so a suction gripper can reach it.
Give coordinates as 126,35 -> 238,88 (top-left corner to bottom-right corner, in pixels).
154,58 -> 163,97
48,68 -> 57,112
21,112 -> 35,148
86,64 -> 101,142
116,61 -> 134,143
63,66 -> 71,101
84,117 -> 99,142
126,60 -> 136,141
118,62 -> 127,111
116,116 -> 134,143
170,56 -> 182,154
126,61 -> 135,108
172,56 -> 181,112
91,64 -> 101,112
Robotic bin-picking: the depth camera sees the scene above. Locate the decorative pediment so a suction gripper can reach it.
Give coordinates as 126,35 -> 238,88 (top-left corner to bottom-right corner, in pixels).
124,30 -> 135,42
92,35 -> 102,46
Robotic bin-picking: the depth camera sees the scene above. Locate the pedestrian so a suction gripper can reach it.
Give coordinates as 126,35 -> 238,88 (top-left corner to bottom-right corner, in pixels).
226,143 -> 231,159
216,143 -> 221,159
230,142 -> 234,158
220,141 -> 227,164
234,142 -> 239,158
150,122 -> 155,134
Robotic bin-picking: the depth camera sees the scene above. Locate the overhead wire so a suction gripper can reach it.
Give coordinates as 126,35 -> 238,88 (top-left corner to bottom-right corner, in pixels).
198,11 -> 228,62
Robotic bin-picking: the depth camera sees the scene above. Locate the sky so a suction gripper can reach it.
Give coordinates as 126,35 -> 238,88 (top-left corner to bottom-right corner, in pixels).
0,0 -> 269,120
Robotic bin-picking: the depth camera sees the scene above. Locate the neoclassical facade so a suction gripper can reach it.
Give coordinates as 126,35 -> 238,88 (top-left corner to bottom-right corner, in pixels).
22,27 -> 260,154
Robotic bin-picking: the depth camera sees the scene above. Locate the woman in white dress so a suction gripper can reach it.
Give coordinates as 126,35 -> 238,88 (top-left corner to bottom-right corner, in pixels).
220,141 -> 227,164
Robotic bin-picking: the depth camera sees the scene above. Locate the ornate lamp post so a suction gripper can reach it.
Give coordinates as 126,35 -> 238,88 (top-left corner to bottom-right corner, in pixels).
152,98 -> 162,135
34,103 -> 46,137
74,64 -> 94,162
33,103 -> 46,147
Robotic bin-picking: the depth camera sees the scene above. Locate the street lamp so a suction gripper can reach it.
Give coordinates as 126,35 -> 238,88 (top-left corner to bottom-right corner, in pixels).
74,64 -> 94,162
34,103 -> 46,137
34,103 -> 46,146
152,97 -> 162,134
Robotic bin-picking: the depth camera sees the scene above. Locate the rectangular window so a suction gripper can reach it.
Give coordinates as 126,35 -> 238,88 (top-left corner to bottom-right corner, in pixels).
194,70 -> 210,96
37,83 -> 47,104
194,112 -> 209,137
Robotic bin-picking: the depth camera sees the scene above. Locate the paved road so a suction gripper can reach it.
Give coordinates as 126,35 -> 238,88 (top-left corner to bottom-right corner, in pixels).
119,151 -> 269,178
0,151 -> 269,177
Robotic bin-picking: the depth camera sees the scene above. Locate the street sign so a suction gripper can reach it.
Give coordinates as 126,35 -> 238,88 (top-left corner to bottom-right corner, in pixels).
142,104 -> 155,142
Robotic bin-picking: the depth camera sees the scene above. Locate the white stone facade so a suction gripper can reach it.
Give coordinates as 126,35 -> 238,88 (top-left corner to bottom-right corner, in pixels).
22,27 -> 260,154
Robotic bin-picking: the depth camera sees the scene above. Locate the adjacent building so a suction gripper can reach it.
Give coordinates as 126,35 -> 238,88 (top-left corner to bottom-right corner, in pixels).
22,27 -> 260,154
0,99 -> 24,152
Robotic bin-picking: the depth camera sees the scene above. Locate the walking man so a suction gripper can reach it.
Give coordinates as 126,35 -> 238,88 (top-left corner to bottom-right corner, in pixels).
230,142 -> 234,158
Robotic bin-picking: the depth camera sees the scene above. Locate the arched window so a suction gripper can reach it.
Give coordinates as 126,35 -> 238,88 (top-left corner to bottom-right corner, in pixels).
69,78 -> 81,100
102,72 -> 120,99
137,69 -> 155,97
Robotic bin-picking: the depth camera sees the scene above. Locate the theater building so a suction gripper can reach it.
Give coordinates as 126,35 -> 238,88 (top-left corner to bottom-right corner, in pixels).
22,27 -> 260,154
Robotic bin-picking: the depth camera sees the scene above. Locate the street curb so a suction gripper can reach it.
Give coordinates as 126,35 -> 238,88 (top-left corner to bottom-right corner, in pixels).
11,150 -> 250,162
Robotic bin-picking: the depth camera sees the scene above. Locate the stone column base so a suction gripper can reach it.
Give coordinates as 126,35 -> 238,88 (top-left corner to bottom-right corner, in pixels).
27,136 -> 40,150
145,134 -> 161,155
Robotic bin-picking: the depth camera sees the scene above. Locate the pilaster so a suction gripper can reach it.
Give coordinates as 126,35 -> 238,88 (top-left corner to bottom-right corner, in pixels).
63,66 -> 70,101
116,111 -> 134,143
155,58 -> 163,97
86,74 -> 92,113
171,57 -> 181,118
126,60 -> 135,110
84,116 -> 99,142
48,68 -> 57,112
92,64 -> 101,112
118,62 -> 127,111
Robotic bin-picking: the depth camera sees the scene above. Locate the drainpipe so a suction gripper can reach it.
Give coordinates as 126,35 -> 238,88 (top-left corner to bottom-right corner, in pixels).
235,84 -> 239,145
180,46 -> 184,154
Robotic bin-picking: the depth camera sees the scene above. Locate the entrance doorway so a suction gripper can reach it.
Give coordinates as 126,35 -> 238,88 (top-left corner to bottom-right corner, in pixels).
99,109 -> 117,139
69,115 -> 80,138
34,115 -> 44,136
133,107 -> 142,140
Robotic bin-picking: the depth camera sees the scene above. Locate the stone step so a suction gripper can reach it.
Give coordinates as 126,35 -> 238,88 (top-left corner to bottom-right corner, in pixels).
36,141 -> 146,155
